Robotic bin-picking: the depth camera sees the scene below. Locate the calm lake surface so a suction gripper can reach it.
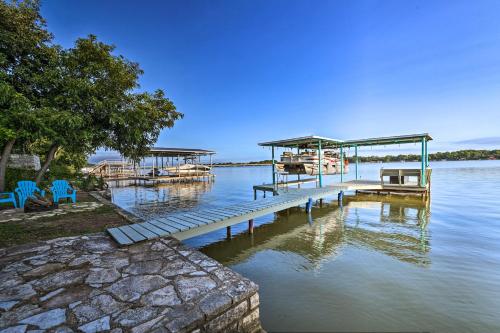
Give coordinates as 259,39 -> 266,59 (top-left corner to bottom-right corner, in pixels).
110,160 -> 500,332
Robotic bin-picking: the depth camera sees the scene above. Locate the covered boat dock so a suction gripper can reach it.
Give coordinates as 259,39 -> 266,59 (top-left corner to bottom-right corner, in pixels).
90,147 -> 216,185
107,133 -> 432,245
256,133 -> 432,197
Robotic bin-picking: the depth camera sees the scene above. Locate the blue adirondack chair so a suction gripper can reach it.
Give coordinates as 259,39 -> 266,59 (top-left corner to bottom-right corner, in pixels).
50,180 -> 77,204
15,181 -> 46,208
0,192 -> 17,208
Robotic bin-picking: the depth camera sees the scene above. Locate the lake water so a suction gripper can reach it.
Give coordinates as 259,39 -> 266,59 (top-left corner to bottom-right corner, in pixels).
110,160 -> 500,332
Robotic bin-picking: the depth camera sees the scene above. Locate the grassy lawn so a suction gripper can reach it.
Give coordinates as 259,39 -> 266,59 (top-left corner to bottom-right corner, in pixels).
0,192 -> 129,248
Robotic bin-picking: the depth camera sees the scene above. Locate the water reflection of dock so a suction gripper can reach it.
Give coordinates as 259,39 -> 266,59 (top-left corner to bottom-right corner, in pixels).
110,181 -> 214,217
200,195 -> 431,268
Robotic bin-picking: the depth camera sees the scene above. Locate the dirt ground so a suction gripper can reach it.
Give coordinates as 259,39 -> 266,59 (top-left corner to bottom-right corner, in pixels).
0,191 -> 129,248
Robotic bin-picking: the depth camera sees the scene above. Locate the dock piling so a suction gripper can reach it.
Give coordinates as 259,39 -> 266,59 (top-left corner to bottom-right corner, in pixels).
226,226 -> 231,239
306,197 -> 313,213
338,191 -> 344,206
248,219 -> 254,234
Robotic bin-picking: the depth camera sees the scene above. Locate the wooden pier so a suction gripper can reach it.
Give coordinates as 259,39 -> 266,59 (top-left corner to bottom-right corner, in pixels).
254,178 -> 430,197
106,177 -> 430,246
107,185 -> 343,245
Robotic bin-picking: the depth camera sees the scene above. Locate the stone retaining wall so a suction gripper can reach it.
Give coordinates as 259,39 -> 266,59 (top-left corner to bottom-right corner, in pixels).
1,154 -> 41,171
0,234 -> 262,333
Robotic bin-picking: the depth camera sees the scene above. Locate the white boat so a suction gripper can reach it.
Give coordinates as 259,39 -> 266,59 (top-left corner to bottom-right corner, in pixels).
276,151 -> 349,175
164,164 -> 211,176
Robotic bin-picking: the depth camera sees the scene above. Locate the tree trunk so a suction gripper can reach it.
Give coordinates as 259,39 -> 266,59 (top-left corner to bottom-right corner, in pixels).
35,143 -> 59,185
0,139 -> 16,192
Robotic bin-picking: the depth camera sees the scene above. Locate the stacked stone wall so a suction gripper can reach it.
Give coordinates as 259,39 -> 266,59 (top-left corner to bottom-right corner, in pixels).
1,154 -> 41,170
0,234 -> 262,333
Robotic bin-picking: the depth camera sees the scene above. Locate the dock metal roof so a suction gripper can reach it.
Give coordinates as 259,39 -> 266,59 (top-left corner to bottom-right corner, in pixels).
342,133 -> 433,148
148,147 -> 215,156
258,133 -> 432,149
258,136 -> 344,149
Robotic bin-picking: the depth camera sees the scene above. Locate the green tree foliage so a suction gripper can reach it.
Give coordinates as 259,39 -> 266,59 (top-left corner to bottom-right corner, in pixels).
0,0 -> 55,191
33,35 -> 183,183
0,0 -> 55,101
108,90 -> 182,161
0,1 -> 183,188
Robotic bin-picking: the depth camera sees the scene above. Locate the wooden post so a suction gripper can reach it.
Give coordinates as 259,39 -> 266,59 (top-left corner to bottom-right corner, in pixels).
226,226 -> 231,239
248,219 -> 254,234
253,189 -> 257,200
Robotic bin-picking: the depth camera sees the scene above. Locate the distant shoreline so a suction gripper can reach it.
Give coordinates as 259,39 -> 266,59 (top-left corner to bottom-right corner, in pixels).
211,149 -> 499,166
212,157 -> 498,167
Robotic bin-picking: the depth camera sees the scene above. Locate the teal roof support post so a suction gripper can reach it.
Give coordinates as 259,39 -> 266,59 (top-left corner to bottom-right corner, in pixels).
355,145 -> 358,180
425,139 -> 429,167
272,145 -> 276,186
318,140 -> 323,188
340,145 -> 344,182
297,146 -> 301,184
421,137 -> 426,187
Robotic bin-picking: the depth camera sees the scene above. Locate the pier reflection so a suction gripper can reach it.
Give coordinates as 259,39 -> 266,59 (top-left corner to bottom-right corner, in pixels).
200,194 -> 430,268
110,181 -> 214,217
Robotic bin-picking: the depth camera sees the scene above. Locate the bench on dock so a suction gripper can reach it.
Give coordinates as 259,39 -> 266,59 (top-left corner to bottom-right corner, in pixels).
107,186 -> 341,245
380,168 -> 431,187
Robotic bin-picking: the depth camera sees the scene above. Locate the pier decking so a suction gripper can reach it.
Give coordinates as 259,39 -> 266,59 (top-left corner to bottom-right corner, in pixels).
107,178 -> 425,245
107,186 -> 343,245
254,179 -> 429,197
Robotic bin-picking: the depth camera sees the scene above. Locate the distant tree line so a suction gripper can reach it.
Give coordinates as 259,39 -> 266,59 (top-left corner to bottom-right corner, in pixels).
347,149 -> 500,163
217,150 -> 500,165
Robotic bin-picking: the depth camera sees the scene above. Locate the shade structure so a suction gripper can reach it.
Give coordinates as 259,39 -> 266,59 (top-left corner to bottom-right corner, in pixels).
148,147 -> 215,157
258,133 -> 432,188
258,133 -> 432,149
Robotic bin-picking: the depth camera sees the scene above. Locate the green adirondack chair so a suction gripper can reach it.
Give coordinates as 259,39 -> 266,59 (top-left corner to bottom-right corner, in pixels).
50,180 -> 77,204
15,181 -> 46,208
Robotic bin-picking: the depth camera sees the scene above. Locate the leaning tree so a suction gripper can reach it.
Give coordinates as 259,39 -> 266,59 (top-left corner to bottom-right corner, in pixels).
0,0 -> 56,191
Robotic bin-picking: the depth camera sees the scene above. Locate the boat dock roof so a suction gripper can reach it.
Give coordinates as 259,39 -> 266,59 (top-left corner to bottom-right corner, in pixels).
258,133 -> 432,149
148,147 -> 216,156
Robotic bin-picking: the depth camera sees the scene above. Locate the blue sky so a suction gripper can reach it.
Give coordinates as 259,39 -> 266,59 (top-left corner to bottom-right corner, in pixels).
41,0 -> 500,161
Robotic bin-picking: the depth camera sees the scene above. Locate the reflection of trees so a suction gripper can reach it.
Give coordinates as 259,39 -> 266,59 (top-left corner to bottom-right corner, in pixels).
201,194 -> 431,269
